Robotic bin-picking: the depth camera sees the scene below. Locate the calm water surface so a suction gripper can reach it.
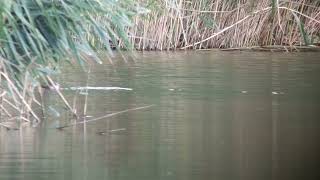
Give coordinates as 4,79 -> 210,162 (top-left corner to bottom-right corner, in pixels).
1,51 -> 320,180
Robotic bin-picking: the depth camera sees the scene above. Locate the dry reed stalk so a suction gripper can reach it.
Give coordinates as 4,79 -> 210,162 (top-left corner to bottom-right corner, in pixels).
46,76 -> 77,118
126,0 -> 319,50
72,90 -> 79,115
83,66 -> 91,117
0,60 -> 36,128
0,72 -> 40,122
0,105 -> 12,117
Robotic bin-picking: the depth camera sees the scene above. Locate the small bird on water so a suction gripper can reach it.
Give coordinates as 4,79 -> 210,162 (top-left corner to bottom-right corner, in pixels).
41,83 -> 60,90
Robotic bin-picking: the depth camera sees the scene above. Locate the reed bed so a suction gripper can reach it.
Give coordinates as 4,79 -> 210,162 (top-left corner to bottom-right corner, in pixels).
0,0 -> 136,129
128,0 -> 320,50
0,0 -> 319,129
0,57 -> 40,129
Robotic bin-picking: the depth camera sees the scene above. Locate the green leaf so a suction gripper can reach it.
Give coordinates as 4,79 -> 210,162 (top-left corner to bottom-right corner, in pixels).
292,12 -> 310,45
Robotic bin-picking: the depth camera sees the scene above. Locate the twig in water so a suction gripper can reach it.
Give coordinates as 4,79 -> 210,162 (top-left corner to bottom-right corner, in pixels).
55,105 -> 155,129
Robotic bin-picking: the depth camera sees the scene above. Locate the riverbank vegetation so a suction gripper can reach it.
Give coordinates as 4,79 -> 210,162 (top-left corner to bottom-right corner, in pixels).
0,0 -> 319,129
129,0 -> 320,50
0,0 -> 137,128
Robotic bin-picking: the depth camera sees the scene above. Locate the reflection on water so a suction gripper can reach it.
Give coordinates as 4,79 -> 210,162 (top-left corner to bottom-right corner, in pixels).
1,51 -> 320,180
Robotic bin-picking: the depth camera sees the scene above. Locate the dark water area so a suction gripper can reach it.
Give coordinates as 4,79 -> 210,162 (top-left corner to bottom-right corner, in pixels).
1,51 -> 320,180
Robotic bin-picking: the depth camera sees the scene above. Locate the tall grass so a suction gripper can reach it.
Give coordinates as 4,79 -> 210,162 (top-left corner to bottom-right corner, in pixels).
0,0 -> 136,128
128,0 -> 320,50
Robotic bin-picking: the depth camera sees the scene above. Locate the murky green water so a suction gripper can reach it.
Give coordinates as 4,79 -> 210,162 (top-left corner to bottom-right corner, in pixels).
1,51 -> 320,180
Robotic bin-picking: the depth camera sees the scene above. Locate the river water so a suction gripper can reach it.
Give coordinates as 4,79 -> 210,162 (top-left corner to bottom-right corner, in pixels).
1,51 -> 320,180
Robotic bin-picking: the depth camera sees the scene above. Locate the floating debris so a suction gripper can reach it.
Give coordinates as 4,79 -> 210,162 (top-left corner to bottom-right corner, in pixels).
109,128 -> 126,133
96,128 -> 126,135
169,88 -> 183,91
241,91 -> 248,94
272,91 -> 279,95
96,132 -> 106,135
62,86 -> 133,91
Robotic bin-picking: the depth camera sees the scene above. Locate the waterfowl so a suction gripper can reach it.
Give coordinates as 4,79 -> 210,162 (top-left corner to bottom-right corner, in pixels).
41,83 -> 60,90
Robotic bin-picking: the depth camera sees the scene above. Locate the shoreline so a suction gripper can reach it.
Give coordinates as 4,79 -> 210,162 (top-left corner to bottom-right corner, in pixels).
130,45 -> 320,52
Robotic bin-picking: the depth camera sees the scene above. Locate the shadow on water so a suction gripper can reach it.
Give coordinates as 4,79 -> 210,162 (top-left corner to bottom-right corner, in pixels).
0,51 -> 320,180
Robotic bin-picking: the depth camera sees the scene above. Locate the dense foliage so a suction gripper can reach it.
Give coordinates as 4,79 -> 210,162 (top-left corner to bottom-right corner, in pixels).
0,0 -> 137,124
